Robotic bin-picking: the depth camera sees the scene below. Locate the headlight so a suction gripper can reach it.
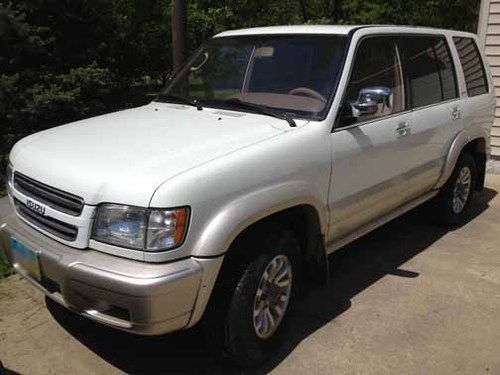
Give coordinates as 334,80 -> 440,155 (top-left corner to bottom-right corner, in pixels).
6,163 -> 14,194
147,208 -> 189,250
92,204 -> 189,251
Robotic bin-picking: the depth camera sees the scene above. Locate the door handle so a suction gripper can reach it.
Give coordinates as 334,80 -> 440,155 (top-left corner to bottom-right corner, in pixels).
397,122 -> 411,136
451,106 -> 461,120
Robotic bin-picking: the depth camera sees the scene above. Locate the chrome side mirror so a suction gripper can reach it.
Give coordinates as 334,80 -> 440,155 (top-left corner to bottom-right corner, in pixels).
352,86 -> 392,116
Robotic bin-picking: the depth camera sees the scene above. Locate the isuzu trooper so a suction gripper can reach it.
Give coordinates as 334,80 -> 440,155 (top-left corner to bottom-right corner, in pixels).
1,25 -> 495,365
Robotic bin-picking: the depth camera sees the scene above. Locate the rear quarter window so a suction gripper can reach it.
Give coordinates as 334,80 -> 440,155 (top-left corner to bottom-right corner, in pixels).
452,37 -> 489,97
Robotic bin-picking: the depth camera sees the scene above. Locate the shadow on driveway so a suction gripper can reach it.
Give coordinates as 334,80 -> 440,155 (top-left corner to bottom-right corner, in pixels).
46,188 -> 498,374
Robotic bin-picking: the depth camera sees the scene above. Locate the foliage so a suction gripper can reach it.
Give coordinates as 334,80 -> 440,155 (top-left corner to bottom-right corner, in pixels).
0,0 -> 482,196
0,0 -> 169,159
0,253 -> 13,279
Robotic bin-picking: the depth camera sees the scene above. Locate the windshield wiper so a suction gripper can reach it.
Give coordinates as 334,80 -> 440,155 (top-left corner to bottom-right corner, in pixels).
156,93 -> 203,110
202,98 -> 296,127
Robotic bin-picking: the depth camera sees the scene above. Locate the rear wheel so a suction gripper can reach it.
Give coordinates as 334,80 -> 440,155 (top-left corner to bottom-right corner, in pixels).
208,227 -> 300,367
434,152 -> 476,226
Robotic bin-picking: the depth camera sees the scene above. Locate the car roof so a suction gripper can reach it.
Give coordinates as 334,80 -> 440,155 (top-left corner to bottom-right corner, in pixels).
213,25 -> 477,39
214,25 -> 358,37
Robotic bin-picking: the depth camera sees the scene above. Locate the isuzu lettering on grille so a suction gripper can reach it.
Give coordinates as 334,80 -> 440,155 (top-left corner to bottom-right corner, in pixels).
26,199 -> 46,216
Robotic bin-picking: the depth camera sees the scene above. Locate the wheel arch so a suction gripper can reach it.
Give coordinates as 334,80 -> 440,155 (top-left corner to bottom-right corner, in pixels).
194,202 -> 328,329
211,202 -> 328,287
436,130 -> 488,191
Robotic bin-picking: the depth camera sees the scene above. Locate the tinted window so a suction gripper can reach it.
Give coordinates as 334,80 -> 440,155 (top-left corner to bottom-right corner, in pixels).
432,37 -> 459,101
162,35 -> 346,120
453,37 -> 489,97
341,36 -> 405,125
400,36 -> 457,108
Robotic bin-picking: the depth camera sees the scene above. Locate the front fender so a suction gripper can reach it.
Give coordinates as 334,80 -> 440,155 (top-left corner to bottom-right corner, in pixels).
190,181 -> 327,258
148,122 -> 332,263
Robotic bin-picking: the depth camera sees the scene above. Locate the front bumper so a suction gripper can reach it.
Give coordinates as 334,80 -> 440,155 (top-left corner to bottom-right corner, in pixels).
0,214 -> 223,335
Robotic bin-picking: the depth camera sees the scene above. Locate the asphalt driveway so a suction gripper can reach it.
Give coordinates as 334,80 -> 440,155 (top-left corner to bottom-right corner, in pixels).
1,175 -> 500,374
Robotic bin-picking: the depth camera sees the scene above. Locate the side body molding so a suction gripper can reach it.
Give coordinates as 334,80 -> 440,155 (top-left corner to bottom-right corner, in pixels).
434,128 -> 489,189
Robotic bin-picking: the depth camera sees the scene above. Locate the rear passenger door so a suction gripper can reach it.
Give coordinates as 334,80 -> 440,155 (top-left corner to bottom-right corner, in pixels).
397,35 -> 462,201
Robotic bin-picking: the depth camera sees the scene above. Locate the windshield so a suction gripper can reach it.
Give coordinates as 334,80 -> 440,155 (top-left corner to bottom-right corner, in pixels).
159,35 -> 347,120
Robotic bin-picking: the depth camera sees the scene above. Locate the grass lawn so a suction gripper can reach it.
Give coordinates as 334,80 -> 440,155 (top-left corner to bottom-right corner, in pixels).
0,202 -> 13,278
0,254 -> 13,279
0,187 -> 13,278
0,204 -> 13,278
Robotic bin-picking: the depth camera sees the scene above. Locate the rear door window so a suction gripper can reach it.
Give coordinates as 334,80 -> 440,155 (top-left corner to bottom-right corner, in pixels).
431,37 -> 459,101
399,36 -> 458,109
453,37 -> 489,97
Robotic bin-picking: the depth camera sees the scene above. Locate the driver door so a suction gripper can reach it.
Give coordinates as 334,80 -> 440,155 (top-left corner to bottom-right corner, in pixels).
327,35 -> 414,245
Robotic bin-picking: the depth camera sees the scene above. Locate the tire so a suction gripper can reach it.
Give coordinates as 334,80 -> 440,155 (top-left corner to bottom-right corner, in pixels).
433,152 -> 477,226
209,226 -> 300,367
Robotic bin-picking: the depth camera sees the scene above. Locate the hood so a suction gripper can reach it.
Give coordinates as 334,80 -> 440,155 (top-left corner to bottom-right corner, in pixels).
10,103 -> 290,206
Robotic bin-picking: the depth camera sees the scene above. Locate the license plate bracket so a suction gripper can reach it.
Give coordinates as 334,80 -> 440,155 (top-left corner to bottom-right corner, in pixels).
10,237 -> 41,281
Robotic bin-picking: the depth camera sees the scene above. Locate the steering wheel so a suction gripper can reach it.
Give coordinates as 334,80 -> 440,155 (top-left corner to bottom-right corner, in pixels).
288,87 -> 327,102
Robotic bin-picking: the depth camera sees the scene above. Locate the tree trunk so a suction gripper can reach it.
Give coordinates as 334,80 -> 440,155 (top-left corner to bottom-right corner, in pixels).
331,0 -> 342,22
172,0 -> 187,72
298,0 -> 308,22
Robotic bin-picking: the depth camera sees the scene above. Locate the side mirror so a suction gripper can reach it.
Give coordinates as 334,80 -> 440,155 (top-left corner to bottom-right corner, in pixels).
352,86 -> 392,116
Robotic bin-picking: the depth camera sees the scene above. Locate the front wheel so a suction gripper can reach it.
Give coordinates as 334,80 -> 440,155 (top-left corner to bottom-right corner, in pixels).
220,228 -> 300,367
433,152 -> 477,226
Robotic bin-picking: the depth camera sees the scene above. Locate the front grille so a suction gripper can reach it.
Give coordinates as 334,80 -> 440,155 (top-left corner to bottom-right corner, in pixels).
14,172 -> 84,216
15,199 -> 79,241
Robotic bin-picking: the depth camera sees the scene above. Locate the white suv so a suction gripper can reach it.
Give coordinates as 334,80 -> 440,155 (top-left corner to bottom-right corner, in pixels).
0,25 -> 495,365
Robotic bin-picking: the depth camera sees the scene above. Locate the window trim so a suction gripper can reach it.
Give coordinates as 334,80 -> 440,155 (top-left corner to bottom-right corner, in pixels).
452,36 -> 490,98
332,109 -> 413,133
409,97 -> 461,114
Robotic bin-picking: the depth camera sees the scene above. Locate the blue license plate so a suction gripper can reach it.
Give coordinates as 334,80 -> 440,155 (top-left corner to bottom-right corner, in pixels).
10,237 -> 41,281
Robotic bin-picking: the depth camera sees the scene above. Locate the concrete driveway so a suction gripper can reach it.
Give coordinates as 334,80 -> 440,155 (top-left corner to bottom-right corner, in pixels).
1,175 -> 500,374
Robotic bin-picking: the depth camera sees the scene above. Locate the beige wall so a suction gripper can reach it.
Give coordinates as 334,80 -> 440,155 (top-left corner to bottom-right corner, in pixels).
479,0 -> 500,158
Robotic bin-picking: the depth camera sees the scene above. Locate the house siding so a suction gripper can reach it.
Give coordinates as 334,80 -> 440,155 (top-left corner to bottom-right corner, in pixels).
480,0 -> 500,157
